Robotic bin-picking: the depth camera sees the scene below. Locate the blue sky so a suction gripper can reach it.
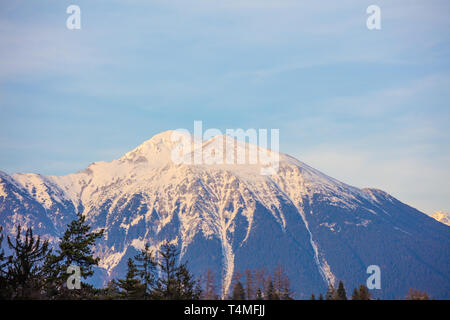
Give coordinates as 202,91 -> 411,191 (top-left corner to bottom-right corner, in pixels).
0,0 -> 449,214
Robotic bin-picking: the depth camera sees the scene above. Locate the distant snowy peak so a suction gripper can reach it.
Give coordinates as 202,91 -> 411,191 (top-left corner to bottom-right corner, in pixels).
115,131 -> 354,189
1,131 -> 450,299
431,211 -> 450,226
8,131 -> 375,215
121,130 -> 185,163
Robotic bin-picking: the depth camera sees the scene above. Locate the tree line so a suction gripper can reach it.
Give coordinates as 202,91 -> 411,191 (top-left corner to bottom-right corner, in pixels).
311,281 -> 372,300
226,264 -> 293,300
0,214 -> 431,300
0,214 -> 200,300
310,281 -> 430,300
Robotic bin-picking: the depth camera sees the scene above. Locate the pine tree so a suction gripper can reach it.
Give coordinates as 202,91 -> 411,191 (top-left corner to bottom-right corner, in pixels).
6,226 -> 51,299
0,226 -> 5,269
336,281 -> 347,300
266,280 -> 279,300
154,242 -> 178,299
351,284 -> 371,300
254,267 -> 267,299
405,288 -> 430,300
134,243 -> 157,300
44,213 -> 103,299
255,288 -> 263,300
325,283 -> 336,300
351,288 -> 359,300
154,242 -> 200,300
357,284 -> 371,300
272,263 -> 292,300
154,242 -> 176,299
102,279 -> 121,299
117,258 -> 145,300
281,286 -> 293,300
174,263 -> 201,299
231,281 -> 246,300
0,226 -> 10,299
202,269 -> 218,300
244,268 -> 254,300
194,278 -> 203,300
273,263 -> 283,298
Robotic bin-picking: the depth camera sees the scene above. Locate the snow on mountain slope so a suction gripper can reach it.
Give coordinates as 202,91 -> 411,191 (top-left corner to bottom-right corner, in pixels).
0,171 -> 60,244
431,211 -> 450,226
1,131 -> 449,298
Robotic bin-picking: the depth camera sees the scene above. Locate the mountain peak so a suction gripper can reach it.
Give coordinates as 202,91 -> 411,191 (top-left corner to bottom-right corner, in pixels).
2,134 -> 449,299
147,129 -> 180,142
138,130 -> 184,148
120,130 -> 187,162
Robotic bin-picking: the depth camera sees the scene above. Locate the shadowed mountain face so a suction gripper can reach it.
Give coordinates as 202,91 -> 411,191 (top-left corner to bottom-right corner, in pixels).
0,131 -> 449,298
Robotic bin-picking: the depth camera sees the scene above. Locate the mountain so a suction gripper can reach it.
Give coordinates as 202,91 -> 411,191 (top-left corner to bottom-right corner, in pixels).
1,130 -> 449,299
431,211 -> 450,226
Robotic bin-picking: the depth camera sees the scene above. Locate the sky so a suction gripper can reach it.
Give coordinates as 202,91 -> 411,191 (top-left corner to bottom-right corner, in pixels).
0,0 -> 449,214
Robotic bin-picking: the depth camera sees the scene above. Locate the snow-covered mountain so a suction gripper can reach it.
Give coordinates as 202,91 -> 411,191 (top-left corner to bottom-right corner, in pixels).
431,211 -> 450,226
0,131 -> 449,299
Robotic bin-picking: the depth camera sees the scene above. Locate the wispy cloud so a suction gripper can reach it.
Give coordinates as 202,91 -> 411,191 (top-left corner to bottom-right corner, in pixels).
0,0 -> 449,213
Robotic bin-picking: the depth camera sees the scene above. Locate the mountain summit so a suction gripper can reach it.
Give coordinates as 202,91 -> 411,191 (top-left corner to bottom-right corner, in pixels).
0,131 -> 449,298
